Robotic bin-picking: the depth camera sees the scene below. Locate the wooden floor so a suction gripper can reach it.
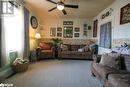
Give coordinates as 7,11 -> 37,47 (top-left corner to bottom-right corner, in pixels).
4,60 -> 102,87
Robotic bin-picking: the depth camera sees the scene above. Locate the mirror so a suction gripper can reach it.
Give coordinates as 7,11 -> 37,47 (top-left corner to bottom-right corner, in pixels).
63,26 -> 73,38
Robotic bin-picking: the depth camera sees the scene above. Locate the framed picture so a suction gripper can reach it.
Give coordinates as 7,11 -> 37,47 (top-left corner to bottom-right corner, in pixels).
57,27 -> 62,32
120,3 -> 130,25
83,31 -> 87,36
83,23 -> 88,30
83,24 -> 87,27
30,16 -> 38,29
74,33 -> 79,37
57,33 -> 62,37
63,26 -> 73,38
93,20 -> 98,37
74,27 -> 80,32
63,21 -> 73,25
88,26 -> 91,30
57,27 -> 62,37
50,27 -> 56,37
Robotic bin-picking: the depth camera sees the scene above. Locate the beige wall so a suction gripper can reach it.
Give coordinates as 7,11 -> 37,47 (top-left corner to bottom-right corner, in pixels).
93,0 -> 130,54
40,18 -> 92,39
36,18 -> 97,44
29,13 -> 41,51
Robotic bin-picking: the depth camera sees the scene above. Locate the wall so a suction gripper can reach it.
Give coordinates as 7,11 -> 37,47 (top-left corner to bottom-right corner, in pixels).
29,14 -> 40,51
39,18 -> 96,44
93,0 -> 130,54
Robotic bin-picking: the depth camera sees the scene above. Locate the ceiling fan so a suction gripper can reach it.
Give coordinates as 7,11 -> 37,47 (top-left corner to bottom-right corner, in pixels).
46,0 -> 79,15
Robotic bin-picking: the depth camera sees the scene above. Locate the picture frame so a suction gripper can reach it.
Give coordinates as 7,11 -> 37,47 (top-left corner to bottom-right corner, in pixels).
74,27 -> 80,32
83,23 -> 88,31
93,20 -> 98,37
50,27 -> 56,37
57,27 -> 62,37
83,24 -> 87,27
57,33 -> 62,37
120,3 -> 130,25
88,26 -> 91,30
30,16 -> 38,29
83,31 -> 87,36
63,21 -> 73,25
57,27 -> 62,32
74,33 -> 79,37
63,26 -> 73,38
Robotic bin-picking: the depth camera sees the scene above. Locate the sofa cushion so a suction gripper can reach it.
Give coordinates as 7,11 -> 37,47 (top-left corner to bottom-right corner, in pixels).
108,74 -> 130,87
124,55 -> 130,71
100,53 -> 120,69
39,42 -> 52,50
78,48 -> 84,52
80,45 -> 86,48
93,63 -> 119,79
71,45 -> 80,51
63,44 -> 71,51
83,46 -> 90,52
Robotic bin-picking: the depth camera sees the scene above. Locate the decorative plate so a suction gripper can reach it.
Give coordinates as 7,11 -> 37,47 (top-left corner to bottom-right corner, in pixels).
30,16 -> 38,29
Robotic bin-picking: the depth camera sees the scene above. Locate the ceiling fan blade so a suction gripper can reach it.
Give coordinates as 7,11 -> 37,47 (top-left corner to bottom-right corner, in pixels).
46,0 -> 57,4
62,9 -> 67,15
48,7 -> 57,12
65,4 -> 78,8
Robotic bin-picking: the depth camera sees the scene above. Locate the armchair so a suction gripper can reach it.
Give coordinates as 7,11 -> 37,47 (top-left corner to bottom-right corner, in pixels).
36,42 -> 55,60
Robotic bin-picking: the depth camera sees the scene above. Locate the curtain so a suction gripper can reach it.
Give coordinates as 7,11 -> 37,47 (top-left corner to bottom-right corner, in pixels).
100,22 -> 111,48
0,18 -> 1,67
23,7 -> 30,58
0,1 -> 2,67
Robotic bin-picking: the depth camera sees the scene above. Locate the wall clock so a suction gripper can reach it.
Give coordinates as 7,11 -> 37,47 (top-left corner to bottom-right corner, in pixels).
30,16 -> 38,29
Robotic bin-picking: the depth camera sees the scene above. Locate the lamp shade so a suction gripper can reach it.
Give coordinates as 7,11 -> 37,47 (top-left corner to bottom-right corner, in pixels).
35,33 -> 41,39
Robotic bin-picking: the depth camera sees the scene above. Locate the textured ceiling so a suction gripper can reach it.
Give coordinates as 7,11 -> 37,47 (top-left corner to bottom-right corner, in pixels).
24,0 -> 115,20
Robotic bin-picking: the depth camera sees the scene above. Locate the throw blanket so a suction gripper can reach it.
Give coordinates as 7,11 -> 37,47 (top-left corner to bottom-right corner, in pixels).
112,47 -> 130,55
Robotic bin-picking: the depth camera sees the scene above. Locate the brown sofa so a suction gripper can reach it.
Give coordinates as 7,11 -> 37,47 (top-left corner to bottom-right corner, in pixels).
91,54 -> 130,87
58,44 -> 95,59
36,42 -> 55,60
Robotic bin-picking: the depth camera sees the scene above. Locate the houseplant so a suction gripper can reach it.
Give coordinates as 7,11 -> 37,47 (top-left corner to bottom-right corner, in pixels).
52,38 -> 63,57
52,38 -> 63,47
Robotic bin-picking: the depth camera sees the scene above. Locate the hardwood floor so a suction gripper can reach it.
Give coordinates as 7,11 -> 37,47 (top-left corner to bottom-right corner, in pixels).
4,60 -> 102,87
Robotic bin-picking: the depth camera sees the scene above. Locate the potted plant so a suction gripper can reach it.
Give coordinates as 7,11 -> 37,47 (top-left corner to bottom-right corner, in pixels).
52,38 -> 63,57
52,38 -> 63,47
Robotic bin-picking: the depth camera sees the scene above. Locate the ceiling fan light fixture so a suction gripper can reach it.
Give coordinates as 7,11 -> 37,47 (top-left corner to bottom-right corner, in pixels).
57,4 -> 64,10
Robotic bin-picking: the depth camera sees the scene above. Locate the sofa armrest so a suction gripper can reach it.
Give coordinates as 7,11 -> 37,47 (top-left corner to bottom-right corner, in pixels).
36,48 -> 42,53
93,55 -> 101,63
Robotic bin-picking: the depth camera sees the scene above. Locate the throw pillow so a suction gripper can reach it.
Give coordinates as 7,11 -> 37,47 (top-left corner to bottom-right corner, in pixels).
61,44 -> 68,51
83,46 -> 90,52
100,53 -> 121,69
124,55 -> 130,71
39,42 -> 52,50
78,48 -> 84,52
89,44 -> 96,51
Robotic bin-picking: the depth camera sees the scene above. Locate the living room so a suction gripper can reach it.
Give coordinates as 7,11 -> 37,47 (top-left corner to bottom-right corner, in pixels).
0,0 -> 130,87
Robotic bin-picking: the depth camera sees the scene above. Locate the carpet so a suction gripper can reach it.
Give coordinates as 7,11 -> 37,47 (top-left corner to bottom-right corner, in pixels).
3,60 -> 102,87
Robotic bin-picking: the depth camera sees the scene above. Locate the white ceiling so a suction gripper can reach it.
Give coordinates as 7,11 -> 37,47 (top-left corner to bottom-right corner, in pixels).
24,0 -> 115,20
